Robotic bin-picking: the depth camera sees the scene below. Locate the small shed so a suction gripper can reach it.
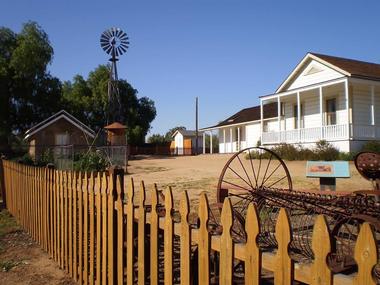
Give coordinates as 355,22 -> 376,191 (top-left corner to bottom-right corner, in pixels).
104,122 -> 127,145
24,110 -> 95,159
171,129 -> 203,155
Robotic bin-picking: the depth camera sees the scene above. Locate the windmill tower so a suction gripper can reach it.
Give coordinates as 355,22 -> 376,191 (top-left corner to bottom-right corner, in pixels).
100,27 -> 129,146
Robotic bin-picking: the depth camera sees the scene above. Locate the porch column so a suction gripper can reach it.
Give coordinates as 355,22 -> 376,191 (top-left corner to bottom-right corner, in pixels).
277,96 -> 281,143
260,99 -> 264,144
319,86 -> 323,139
230,128 -> 233,153
371,85 -> 375,126
210,131 -> 213,154
297,92 -> 301,142
223,129 -> 226,153
344,79 -> 350,138
203,132 -> 206,154
237,127 -> 240,151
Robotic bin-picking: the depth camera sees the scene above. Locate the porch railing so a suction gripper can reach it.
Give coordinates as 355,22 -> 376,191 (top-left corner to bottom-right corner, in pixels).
262,124 -> 348,144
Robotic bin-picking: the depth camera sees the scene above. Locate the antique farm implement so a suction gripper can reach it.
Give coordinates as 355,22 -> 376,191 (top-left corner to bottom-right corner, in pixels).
212,147 -> 380,277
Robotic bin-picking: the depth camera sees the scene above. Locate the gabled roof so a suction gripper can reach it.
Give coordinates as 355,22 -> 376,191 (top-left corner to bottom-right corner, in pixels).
201,102 -> 278,130
276,52 -> 380,93
24,110 -> 95,140
172,129 -> 203,138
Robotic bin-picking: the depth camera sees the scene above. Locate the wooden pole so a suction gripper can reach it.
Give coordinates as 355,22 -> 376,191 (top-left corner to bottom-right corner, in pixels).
195,97 -> 199,155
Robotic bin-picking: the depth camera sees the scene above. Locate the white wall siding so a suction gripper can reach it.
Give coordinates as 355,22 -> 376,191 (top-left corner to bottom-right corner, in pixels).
375,90 -> 380,125
246,123 -> 261,147
303,95 -> 320,128
352,89 -> 371,125
287,60 -> 343,90
336,92 -> 347,125
284,102 -> 295,130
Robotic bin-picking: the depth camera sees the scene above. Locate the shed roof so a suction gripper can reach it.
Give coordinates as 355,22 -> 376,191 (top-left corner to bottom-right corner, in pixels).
172,129 -> 203,138
104,122 -> 127,129
24,110 -> 95,140
201,102 -> 278,130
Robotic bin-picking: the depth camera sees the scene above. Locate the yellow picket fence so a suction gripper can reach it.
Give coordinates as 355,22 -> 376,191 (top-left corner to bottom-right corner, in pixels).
0,159 -> 378,285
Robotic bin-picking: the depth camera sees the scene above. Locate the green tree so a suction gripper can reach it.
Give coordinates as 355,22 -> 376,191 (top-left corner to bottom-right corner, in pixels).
0,22 -> 62,153
147,134 -> 167,144
164,126 -> 186,141
62,65 -> 157,144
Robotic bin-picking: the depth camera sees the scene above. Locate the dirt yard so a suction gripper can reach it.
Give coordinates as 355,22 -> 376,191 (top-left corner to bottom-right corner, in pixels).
0,210 -> 75,285
127,154 -> 373,207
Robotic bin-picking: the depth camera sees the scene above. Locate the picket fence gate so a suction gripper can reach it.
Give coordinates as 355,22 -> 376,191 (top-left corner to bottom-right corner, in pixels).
0,159 -> 378,285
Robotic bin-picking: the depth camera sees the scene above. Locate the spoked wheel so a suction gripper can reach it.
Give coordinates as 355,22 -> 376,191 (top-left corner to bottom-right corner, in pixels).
215,147 -> 293,242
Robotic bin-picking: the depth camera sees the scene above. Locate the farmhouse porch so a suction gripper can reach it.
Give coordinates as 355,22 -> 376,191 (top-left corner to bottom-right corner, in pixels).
260,78 -> 380,150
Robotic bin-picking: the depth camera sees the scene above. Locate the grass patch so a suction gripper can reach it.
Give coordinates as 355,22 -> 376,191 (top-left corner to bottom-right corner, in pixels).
0,260 -> 21,272
0,210 -> 20,239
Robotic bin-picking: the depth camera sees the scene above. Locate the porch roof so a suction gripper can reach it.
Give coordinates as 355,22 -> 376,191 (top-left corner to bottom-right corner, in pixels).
200,103 -> 277,131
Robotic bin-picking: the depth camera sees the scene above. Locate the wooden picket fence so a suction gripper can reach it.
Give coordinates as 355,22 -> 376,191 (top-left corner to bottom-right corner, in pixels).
0,159 -> 379,285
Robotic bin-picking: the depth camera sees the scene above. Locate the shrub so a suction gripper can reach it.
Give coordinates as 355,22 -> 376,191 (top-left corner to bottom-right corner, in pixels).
338,152 -> 356,161
73,150 -> 110,172
312,140 -> 339,161
361,141 -> 380,153
35,149 -> 54,166
14,153 -> 34,165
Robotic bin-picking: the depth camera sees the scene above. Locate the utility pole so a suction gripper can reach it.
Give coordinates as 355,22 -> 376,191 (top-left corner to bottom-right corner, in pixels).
195,97 -> 199,155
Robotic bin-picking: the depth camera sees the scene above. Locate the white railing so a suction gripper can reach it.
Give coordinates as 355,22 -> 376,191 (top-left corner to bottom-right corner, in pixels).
262,124 -> 348,144
351,124 -> 380,139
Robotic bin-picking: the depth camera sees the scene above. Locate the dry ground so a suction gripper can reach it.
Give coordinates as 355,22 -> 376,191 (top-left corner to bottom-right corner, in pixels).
126,154 -> 373,207
0,210 -> 75,285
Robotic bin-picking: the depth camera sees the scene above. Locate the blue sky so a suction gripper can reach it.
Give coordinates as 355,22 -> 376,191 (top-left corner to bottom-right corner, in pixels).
2,1 -> 380,136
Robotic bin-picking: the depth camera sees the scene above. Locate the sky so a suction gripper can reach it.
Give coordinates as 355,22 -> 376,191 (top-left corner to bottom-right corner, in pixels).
2,0 -> 380,137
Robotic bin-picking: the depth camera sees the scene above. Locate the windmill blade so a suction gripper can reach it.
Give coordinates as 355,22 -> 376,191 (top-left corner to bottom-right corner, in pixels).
104,29 -> 113,39
105,45 -> 113,54
116,29 -> 123,38
119,45 -> 127,53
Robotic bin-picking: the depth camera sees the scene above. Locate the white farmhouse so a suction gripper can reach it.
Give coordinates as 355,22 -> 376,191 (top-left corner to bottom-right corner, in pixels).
202,53 -> 380,153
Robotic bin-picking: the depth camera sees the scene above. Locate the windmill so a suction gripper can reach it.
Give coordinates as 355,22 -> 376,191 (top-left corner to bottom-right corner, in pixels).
100,27 -> 129,123
100,28 -> 129,151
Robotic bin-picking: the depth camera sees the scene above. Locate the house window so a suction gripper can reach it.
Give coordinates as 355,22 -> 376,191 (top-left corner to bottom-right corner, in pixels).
326,98 -> 337,125
293,104 -> 304,129
55,133 -> 69,145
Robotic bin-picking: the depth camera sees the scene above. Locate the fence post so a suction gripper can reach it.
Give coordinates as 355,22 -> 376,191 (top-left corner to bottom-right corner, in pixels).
126,178 -> 135,285
220,198 -> 233,285
150,184 -> 159,285
311,215 -> 332,285
245,203 -> 261,285
274,208 -> 293,285
109,166 -> 123,285
164,187 -> 174,285
137,181 -> 146,285
198,193 -> 210,285
179,191 -> 191,285
0,157 -> 7,209
354,223 -> 378,285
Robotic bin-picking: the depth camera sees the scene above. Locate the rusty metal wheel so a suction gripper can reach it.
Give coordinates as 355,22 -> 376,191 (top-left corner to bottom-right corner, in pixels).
215,147 -> 292,242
